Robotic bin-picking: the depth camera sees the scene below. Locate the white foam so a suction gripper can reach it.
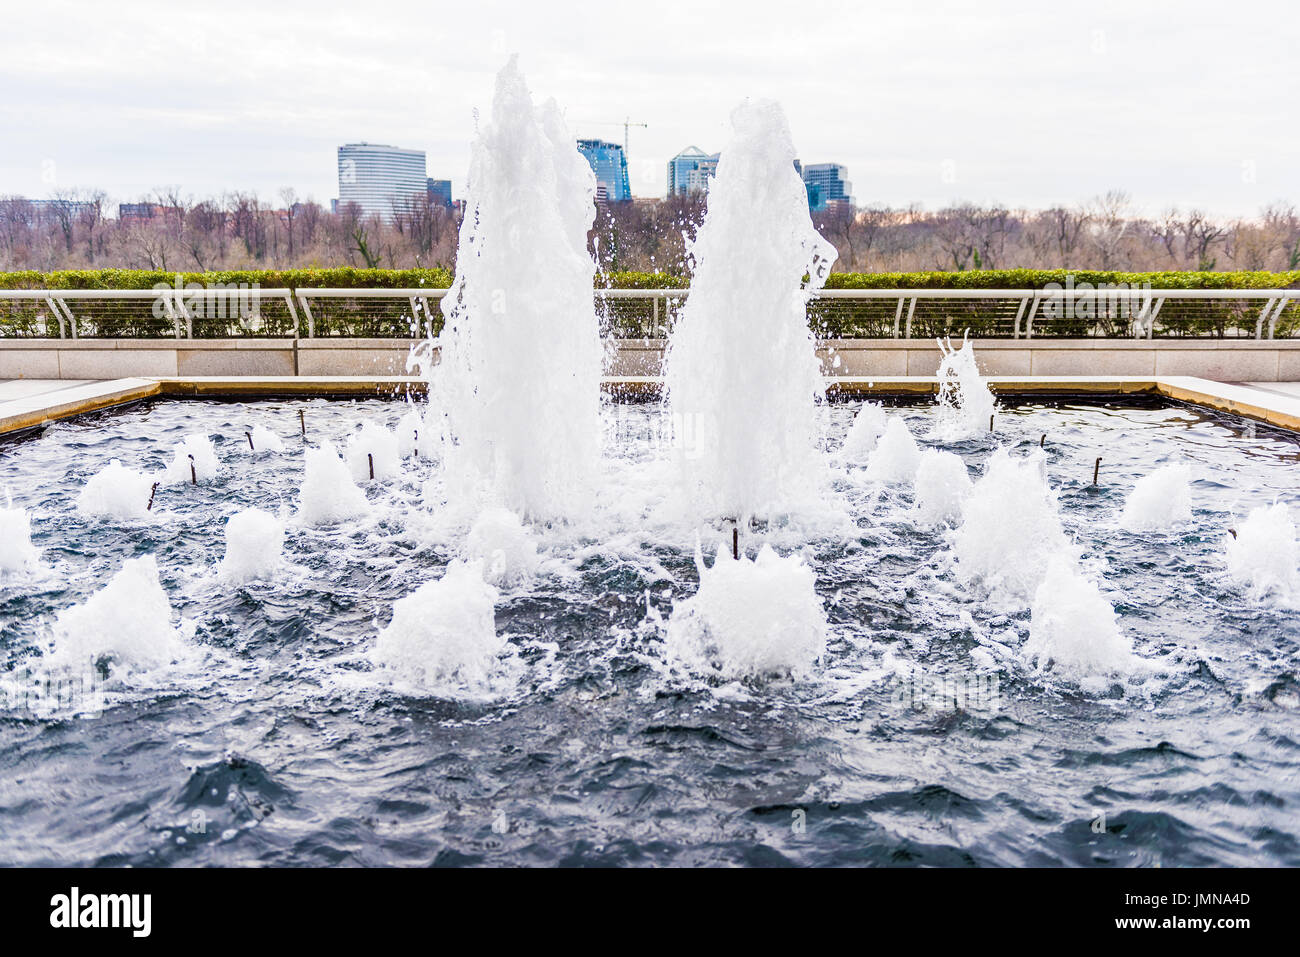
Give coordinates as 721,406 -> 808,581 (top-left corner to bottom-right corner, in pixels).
933,334 -> 996,441
953,448 -> 1071,605
370,559 -> 508,696
913,448 -> 972,526
75,459 -> 156,520
665,543 -> 828,679
248,424 -> 284,454
344,421 -> 402,483
1023,556 -> 1142,685
841,402 -> 887,462
465,507 -> 539,588
395,408 -> 429,460
46,555 -> 191,676
0,504 -> 40,574
1119,462 -> 1193,531
865,417 -> 922,484
663,99 -> 835,521
1225,502 -> 1299,604
162,433 -> 220,485
217,507 -> 285,584
297,441 -> 370,525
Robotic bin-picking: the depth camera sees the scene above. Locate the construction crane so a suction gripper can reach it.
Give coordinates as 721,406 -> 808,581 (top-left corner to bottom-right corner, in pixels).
586,117 -> 648,155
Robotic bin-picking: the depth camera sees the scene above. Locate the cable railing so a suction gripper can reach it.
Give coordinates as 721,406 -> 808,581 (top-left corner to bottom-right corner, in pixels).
0,287 -> 1294,339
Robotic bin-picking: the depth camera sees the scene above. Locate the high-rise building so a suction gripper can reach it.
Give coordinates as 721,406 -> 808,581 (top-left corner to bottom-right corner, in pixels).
666,146 -> 720,196
337,143 -> 428,220
576,139 -> 631,203
427,179 -> 453,209
801,163 -> 853,212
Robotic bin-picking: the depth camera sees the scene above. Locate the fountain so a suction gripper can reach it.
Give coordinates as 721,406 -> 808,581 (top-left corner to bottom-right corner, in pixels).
419,56 -> 604,523
369,559 -> 509,695
665,542 -> 828,679
953,448 -> 1071,605
162,433 -> 220,484
913,448 -> 972,526
663,99 -> 835,523
4,59 -> 1300,869
76,459 -> 156,520
1226,502 -> 1298,603
217,507 -> 286,584
46,555 -> 192,677
933,334 -> 997,441
0,500 -> 40,574
1024,555 -> 1142,685
865,416 -> 923,485
297,441 -> 369,525
1119,462 -> 1192,530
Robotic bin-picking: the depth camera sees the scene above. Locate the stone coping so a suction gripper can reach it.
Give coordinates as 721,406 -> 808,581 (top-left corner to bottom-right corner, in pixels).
2,375 -> 1298,437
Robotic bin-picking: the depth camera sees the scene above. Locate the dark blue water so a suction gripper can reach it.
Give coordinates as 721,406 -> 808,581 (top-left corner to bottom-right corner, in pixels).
1,396 -> 1298,866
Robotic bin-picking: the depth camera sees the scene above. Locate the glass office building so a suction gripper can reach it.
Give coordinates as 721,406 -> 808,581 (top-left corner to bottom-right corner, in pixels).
666,146 -> 720,196
576,139 -> 631,203
801,163 -> 853,212
337,143 -> 428,221
427,179 -> 453,208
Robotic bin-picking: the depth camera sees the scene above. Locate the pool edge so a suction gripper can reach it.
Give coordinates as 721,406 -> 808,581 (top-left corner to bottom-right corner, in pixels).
1,375 -> 1297,435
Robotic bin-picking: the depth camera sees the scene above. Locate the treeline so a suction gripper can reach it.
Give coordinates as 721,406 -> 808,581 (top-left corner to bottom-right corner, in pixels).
5,267 -> 1295,291
3,188 -> 1300,276
0,190 -> 459,274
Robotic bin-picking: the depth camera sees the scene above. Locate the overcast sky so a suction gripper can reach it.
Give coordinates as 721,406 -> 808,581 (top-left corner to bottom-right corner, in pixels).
1,0 -> 1296,218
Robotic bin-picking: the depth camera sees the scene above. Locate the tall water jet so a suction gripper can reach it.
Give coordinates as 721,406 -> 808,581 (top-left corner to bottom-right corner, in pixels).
663,100 -> 836,521
422,57 -> 604,521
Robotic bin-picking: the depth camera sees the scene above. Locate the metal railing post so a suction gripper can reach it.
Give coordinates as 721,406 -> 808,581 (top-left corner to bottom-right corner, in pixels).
298,294 -> 315,337
1268,297 -> 1289,339
1024,297 -> 1040,339
45,297 -> 66,338
1256,298 -> 1276,339
1012,296 -> 1028,339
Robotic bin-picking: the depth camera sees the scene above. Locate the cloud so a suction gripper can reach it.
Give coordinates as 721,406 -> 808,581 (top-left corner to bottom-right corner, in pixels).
1,0 -> 1295,216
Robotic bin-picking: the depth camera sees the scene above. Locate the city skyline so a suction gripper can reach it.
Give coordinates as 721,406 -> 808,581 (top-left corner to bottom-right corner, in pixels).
1,0 -> 1296,218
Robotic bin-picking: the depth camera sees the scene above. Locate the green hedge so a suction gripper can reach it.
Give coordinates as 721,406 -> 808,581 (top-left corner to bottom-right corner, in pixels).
2,268 -> 1297,338
3,266 -> 1295,292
